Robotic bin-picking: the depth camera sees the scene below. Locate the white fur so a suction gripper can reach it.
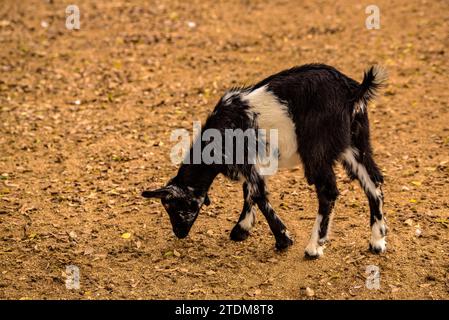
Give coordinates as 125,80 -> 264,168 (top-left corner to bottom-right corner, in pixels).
354,101 -> 366,115
341,147 -> 381,199
222,90 -> 240,105
238,207 -> 256,231
372,65 -> 388,86
353,66 -> 387,116
305,214 -> 324,257
241,86 -> 301,168
342,147 -> 387,252
370,218 -> 387,252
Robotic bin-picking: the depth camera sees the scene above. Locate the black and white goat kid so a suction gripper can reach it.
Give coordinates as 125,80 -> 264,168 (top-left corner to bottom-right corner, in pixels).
143,64 -> 388,258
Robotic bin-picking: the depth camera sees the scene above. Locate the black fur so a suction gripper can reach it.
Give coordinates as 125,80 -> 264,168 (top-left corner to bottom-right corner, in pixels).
229,182 -> 253,241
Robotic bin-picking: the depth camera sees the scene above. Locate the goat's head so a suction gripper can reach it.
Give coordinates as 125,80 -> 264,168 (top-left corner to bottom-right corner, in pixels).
142,181 -> 210,239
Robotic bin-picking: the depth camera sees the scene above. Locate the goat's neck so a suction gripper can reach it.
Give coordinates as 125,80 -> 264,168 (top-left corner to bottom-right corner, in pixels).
176,162 -> 218,193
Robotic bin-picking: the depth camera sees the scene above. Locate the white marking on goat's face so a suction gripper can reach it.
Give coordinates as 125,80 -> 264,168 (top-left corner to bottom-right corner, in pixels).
160,189 -> 202,239
305,214 -> 325,258
241,85 -> 301,169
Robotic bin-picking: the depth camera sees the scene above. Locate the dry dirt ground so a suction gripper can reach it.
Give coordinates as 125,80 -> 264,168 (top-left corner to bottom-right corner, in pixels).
0,0 -> 448,300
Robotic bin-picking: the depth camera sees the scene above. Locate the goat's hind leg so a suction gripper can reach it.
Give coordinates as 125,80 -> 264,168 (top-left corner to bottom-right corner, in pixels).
342,147 -> 387,253
230,182 -> 256,241
305,166 -> 339,259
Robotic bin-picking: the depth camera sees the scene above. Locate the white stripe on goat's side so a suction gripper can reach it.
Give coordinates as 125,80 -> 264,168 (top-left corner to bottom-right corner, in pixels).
241,85 -> 301,169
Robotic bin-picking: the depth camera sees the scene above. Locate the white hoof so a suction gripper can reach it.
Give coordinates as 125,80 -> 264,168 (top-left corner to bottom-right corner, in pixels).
370,219 -> 387,254
305,242 -> 324,258
369,237 -> 387,254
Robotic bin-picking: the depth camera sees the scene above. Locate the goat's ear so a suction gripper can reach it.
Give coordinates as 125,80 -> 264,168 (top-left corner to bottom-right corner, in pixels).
204,194 -> 211,206
142,187 -> 171,199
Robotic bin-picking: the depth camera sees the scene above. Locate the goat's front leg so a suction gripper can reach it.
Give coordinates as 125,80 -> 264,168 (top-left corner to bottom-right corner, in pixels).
256,197 -> 293,250
230,182 -> 256,241
246,172 -> 293,250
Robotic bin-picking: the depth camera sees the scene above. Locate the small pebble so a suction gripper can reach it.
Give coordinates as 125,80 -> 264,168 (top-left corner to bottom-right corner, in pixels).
305,287 -> 315,297
415,228 -> 422,237
69,231 -> 77,239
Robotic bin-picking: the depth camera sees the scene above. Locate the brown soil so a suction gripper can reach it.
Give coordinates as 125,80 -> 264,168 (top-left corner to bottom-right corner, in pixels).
0,0 -> 448,300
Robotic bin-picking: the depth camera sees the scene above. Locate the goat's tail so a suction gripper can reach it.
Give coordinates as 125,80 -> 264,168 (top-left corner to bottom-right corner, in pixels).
353,65 -> 388,114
